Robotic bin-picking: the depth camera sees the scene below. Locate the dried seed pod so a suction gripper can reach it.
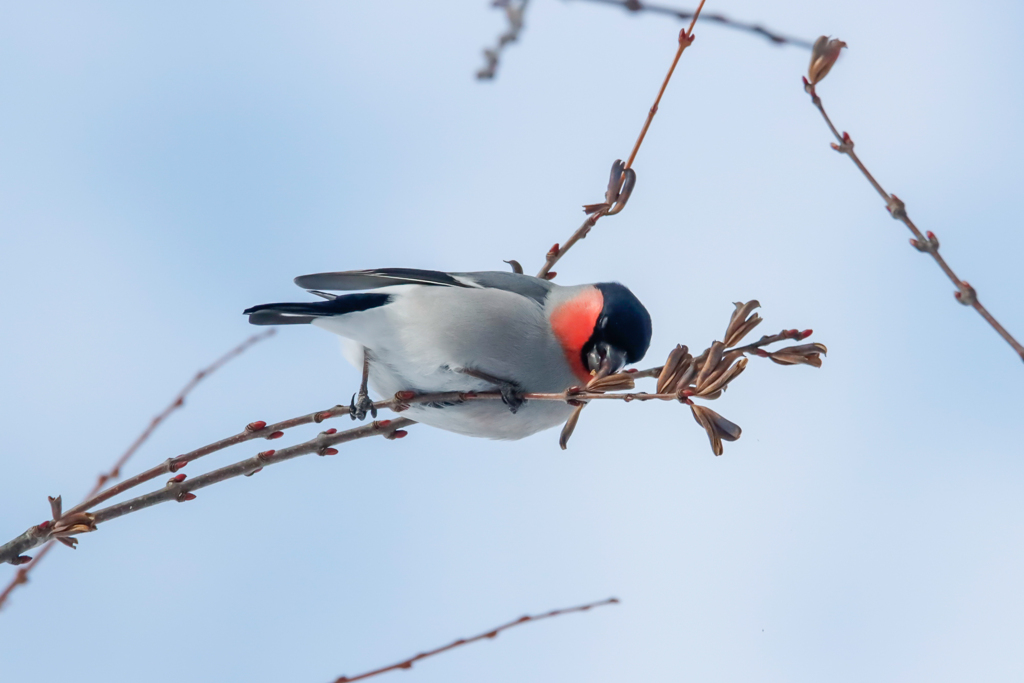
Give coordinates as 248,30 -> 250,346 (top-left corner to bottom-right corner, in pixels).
691,405 -> 742,456
808,36 -> 847,86
559,404 -> 586,450
768,343 -> 828,368
587,373 -> 636,393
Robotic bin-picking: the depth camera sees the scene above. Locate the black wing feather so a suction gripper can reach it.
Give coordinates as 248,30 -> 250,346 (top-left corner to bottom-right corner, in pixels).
244,293 -> 391,325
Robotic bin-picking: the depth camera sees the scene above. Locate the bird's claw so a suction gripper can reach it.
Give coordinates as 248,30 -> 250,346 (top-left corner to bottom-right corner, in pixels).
350,390 -> 377,421
499,382 -> 526,414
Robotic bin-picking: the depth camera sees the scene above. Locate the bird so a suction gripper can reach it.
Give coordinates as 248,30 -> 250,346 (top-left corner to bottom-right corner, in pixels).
244,268 -> 652,440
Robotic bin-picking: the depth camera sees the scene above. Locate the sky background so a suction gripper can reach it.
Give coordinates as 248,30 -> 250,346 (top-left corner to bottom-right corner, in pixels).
2,1 -> 1023,681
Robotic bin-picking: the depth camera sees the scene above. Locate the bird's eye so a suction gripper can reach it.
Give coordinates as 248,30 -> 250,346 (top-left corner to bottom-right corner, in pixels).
599,316 -> 609,329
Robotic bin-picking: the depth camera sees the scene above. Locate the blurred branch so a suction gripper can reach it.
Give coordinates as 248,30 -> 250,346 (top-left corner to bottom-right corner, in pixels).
571,0 -> 813,49
0,329 -> 275,611
477,0 -> 530,80
333,597 -> 619,682
801,38 -> 1024,363
537,0 -> 705,278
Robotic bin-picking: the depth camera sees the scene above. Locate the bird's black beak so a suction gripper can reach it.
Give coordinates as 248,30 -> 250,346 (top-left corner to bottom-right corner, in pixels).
586,341 -> 628,380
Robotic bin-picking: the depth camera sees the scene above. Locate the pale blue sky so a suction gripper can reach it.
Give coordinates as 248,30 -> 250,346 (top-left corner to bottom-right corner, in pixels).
2,1 -> 1023,681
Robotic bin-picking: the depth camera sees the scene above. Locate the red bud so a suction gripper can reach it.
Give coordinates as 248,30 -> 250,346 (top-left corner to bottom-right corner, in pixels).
926,231 -> 936,240
257,450 -> 276,461
395,391 -> 415,400
169,459 -> 187,472
245,467 -> 263,477
322,447 -> 339,456
170,474 -> 187,483
624,368 -> 637,373
267,431 -> 284,440
378,419 -> 392,428
548,243 -> 560,255
799,329 -> 813,340
38,520 -> 52,531
324,428 -> 337,435
246,421 -> 267,432
392,430 -> 408,439
544,272 -> 557,280
177,492 -> 197,502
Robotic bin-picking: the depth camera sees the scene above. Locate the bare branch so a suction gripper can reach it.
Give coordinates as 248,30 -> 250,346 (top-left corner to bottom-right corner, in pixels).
0,329 -> 275,611
332,597 -> 619,682
803,71 -> 1024,363
571,0 -> 813,49
477,0 -> 530,80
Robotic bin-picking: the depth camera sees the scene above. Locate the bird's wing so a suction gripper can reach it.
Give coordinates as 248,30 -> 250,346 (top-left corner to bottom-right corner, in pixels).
295,269 -> 553,305
294,268 -> 473,291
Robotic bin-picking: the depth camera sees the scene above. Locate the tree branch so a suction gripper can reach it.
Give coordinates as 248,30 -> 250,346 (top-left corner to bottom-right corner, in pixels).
0,329 -> 275,611
333,597 -> 619,682
477,0 -> 530,80
803,79 -> 1024,363
571,0 -> 813,49
536,1 -> 706,278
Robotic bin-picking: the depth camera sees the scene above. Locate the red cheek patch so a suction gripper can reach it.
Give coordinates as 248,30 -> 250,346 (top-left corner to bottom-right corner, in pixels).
550,288 -> 604,383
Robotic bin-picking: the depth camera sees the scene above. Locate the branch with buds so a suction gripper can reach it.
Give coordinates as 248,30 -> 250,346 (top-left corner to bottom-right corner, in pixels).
802,37 -> 1024,363
537,1 -> 705,278
0,329 -> 276,611
333,597 -> 618,682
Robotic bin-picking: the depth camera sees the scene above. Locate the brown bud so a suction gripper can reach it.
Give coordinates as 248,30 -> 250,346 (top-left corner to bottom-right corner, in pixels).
586,372 -> 636,393
694,341 -> 725,390
51,511 -> 97,538
691,405 -> 742,456
808,36 -> 847,86
768,343 -> 828,368
48,495 -> 62,521
656,345 -> 692,394
696,357 -> 748,397
559,404 -> 586,450
724,300 -> 761,348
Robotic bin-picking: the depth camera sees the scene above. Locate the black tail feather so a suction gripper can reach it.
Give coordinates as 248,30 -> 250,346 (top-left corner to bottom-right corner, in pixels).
244,293 -> 391,326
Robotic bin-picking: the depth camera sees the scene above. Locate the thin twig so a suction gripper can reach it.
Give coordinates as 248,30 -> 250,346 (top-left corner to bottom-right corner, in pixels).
625,0 -> 705,170
571,0 -> 813,49
332,597 -> 619,682
0,329 -> 275,610
477,0 -> 530,80
0,418 -> 415,565
804,82 -> 1024,363
536,0 -> 707,278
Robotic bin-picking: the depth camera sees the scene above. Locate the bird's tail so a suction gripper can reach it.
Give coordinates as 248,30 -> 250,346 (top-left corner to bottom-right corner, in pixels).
244,293 -> 391,325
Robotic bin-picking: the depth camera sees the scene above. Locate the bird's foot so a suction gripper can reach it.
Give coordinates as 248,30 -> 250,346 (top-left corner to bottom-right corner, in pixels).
456,367 -> 525,414
350,389 -> 377,421
498,381 -> 526,414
